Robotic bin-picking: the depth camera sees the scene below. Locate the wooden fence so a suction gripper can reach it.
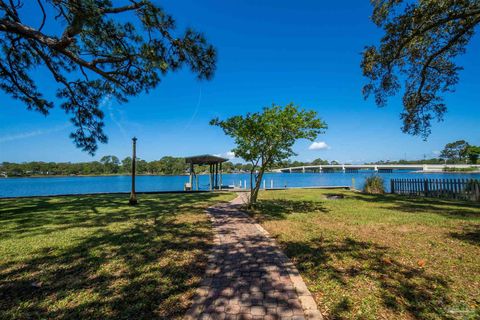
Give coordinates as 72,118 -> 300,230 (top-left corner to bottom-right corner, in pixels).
390,178 -> 480,201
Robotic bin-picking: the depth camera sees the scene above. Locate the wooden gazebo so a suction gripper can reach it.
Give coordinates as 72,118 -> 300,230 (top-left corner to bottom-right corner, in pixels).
185,154 -> 228,191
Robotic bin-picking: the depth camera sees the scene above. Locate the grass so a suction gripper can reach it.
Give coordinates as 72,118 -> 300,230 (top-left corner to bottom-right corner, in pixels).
443,167 -> 479,172
250,189 -> 480,320
0,192 -> 235,320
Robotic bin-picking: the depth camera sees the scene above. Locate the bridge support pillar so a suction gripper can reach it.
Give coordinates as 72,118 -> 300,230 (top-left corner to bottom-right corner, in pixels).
374,165 -> 378,172
342,165 -> 345,173
302,166 -> 305,173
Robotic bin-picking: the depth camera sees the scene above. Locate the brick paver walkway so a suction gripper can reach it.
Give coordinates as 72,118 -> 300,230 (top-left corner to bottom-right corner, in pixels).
185,193 -> 322,320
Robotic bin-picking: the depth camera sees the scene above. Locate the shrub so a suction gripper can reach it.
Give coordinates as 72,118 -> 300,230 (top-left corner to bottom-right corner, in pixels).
364,176 -> 385,194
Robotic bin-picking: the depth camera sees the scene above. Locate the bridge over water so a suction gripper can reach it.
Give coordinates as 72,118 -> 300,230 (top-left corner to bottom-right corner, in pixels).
272,164 -> 480,173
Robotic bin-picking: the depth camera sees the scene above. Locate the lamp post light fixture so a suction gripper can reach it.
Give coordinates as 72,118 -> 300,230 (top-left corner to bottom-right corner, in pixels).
129,137 -> 138,205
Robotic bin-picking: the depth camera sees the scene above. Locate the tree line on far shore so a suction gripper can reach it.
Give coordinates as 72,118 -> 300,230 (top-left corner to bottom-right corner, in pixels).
368,140 -> 480,165
1,156 -> 207,177
0,156 -> 339,177
2,138 -> 478,178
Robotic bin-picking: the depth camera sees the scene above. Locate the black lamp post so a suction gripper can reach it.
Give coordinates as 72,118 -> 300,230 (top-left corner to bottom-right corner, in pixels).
129,137 -> 138,205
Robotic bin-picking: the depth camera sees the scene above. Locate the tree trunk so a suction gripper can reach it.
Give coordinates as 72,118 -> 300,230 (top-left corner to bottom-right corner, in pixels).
249,167 -> 265,206
249,170 -> 254,205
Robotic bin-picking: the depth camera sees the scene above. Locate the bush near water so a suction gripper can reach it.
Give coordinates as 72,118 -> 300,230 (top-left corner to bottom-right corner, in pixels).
363,175 -> 385,194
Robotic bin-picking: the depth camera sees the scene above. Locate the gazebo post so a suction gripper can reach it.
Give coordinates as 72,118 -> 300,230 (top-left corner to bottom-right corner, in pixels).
212,164 -> 215,190
219,162 -> 223,190
189,162 -> 193,190
209,164 -> 213,191
184,155 -> 228,192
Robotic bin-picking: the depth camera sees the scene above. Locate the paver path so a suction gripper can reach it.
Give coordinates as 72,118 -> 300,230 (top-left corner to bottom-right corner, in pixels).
185,193 -> 322,320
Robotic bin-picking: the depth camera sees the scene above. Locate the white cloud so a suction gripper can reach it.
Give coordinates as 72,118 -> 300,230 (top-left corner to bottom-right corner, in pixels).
308,141 -> 330,150
0,124 -> 70,143
215,151 -> 236,159
225,151 -> 235,159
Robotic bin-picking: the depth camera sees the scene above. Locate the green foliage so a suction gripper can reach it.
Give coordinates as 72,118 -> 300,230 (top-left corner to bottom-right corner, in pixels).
363,176 -> 385,194
148,156 -> 187,175
369,158 -> 447,165
100,155 -> 120,173
311,158 -> 330,165
440,140 -> 470,161
0,158 -> 255,177
121,156 -> 132,173
0,1 -> 216,154
443,167 -> 478,172
211,103 -> 327,205
362,1 -> 480,138
272,158 -> 331,169
466,145 -> 480,164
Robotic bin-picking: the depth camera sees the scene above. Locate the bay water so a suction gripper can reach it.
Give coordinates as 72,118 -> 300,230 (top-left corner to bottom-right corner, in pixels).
1,171 -> 480,198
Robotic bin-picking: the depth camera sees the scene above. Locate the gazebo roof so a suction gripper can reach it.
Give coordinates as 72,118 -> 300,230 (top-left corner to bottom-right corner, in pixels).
185,154 -> 228,165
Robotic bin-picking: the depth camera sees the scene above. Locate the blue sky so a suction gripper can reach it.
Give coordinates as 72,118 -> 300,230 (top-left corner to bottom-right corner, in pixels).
1,0 -> 479,164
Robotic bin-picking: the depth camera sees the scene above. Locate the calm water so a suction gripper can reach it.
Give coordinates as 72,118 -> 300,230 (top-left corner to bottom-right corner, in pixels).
1,171 -> 480,198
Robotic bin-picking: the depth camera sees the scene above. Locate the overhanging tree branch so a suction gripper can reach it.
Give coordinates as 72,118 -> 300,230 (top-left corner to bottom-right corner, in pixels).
0,0 -> 216,154
362,0 -> 480,138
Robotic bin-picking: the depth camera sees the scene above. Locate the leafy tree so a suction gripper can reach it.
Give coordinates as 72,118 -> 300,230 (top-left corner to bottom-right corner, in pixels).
272,159 -> 291,169
146,156 -> 187,175
234,163 -> 244,171
222,161 -> 234,173
311,158 -> 329,165
0,1 -> 216,154
466,145 -> 480,164
362,1 -> 480,138
440,140 -> 470,162
100,155 -> 120,173
211,103 -> 326,206
84,161 -> 104,174
136,158 -> 149,174
290,160 -> 307,167
121,157 -> 132,174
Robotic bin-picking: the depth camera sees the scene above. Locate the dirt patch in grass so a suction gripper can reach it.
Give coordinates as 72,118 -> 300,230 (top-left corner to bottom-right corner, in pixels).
0,192 -> 234,320
252,189 -> 480,319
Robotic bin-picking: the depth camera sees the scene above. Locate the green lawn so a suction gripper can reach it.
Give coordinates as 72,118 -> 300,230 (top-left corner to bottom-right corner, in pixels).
0,192 -> 234,320
251,189 -> 480,320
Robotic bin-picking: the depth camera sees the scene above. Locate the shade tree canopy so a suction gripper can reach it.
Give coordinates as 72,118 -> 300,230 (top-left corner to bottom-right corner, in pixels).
466,145 -> 480,164
0,0 -> 216,154
100,155 -> 120,173
210,103 -> 326,206
440,140 -> 470,162
362,0 -> 480,138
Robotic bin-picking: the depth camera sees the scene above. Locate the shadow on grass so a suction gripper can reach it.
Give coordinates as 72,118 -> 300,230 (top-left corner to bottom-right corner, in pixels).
450,225 -> 480,246
250,199 -> 329,221
0,193 -> 223,240
0,193 -> 227,320
346,192 -> 480,219
282,237 -> 453,319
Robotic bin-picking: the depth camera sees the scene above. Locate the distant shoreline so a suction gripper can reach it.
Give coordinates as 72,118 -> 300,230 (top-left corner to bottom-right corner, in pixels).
0,173 -> 184,179
2,170 -> 480,179
0,172 -> 251,179
413,170 -> 480,174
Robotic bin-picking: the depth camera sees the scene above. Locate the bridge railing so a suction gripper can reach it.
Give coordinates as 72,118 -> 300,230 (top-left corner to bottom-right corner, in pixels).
391,178 -> 480,201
